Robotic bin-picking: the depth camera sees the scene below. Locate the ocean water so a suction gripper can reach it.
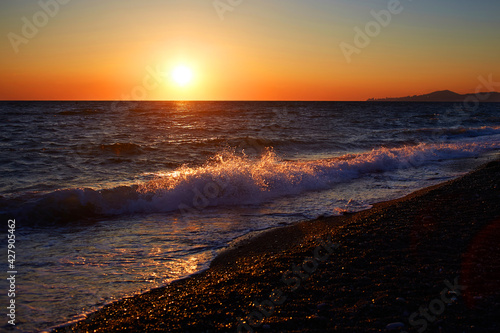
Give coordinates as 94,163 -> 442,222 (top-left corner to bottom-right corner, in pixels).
0,101 -> 499,332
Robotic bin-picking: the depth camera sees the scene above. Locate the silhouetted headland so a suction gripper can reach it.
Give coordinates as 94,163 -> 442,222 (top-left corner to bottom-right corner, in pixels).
369,90 -> 500,102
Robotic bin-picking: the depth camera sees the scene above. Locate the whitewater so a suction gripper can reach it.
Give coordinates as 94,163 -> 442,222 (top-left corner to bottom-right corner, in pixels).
0,101 -> 498,332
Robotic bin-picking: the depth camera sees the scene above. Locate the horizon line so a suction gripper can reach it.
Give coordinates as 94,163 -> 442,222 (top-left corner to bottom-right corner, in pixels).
2,90 -> 498,103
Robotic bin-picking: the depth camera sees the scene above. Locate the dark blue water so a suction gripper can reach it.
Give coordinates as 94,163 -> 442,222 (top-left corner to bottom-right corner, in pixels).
0,101 -> 499,331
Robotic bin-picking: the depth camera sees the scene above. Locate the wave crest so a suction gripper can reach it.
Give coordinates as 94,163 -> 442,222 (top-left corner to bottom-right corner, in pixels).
2,141 -> 498,225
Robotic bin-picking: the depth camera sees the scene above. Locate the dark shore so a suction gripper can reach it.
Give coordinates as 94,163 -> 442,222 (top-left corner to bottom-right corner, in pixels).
54,159 -> 500,333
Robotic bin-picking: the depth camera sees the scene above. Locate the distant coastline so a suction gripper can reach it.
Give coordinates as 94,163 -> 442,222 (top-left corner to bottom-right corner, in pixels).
369,90 -> 500,102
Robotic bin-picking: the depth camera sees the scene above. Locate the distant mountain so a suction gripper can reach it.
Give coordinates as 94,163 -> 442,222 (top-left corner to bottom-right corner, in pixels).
369,90 -> 500,102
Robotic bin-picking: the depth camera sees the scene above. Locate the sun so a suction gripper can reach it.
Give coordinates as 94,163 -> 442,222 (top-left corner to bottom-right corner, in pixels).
171,66 -> 193,86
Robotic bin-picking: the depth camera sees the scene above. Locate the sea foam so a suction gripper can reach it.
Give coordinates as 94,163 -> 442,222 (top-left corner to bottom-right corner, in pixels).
2,139 -> 498,225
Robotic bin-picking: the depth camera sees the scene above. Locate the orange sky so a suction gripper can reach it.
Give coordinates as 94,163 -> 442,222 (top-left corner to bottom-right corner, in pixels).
1,1 -> 499,101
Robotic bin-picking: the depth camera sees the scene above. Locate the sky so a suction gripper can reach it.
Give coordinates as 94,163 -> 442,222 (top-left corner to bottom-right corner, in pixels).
1,0 -> 499,101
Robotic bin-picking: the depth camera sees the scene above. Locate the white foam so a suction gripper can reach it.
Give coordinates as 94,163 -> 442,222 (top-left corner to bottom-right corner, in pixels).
8,139 -> 498,220
123,140 -> 499,214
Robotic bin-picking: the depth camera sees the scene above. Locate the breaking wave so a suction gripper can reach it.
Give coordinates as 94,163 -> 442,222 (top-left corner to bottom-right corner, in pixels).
1,140 -> 498,225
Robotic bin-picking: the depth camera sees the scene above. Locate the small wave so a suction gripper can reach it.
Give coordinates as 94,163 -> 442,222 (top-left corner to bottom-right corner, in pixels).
398,125 -> 500,140
189,136 -> 308,151
2,140 -> 498,225
98,143 -> 144,155
58,109 -> 103,116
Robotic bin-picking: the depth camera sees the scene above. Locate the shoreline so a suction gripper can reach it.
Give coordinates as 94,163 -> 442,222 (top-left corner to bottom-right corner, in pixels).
53,158 -> 500,332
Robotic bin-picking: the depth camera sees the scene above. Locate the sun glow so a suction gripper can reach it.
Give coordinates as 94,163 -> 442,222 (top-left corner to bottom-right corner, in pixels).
171,66 -> 193,87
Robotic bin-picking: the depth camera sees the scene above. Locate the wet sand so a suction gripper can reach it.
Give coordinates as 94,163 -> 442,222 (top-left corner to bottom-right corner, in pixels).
54,159 -> 500,332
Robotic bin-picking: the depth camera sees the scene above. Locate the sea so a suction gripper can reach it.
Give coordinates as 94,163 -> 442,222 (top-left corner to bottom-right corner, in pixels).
0,101 -> 499,332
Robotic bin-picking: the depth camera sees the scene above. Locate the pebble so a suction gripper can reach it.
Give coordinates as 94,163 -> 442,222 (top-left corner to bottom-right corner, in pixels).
386,322 -> 405,331
317,303 -> 328,310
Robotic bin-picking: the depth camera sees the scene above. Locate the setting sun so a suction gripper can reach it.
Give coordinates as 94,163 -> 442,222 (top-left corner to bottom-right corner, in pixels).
2,1 -> 500,331
171,66 -> 193,87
